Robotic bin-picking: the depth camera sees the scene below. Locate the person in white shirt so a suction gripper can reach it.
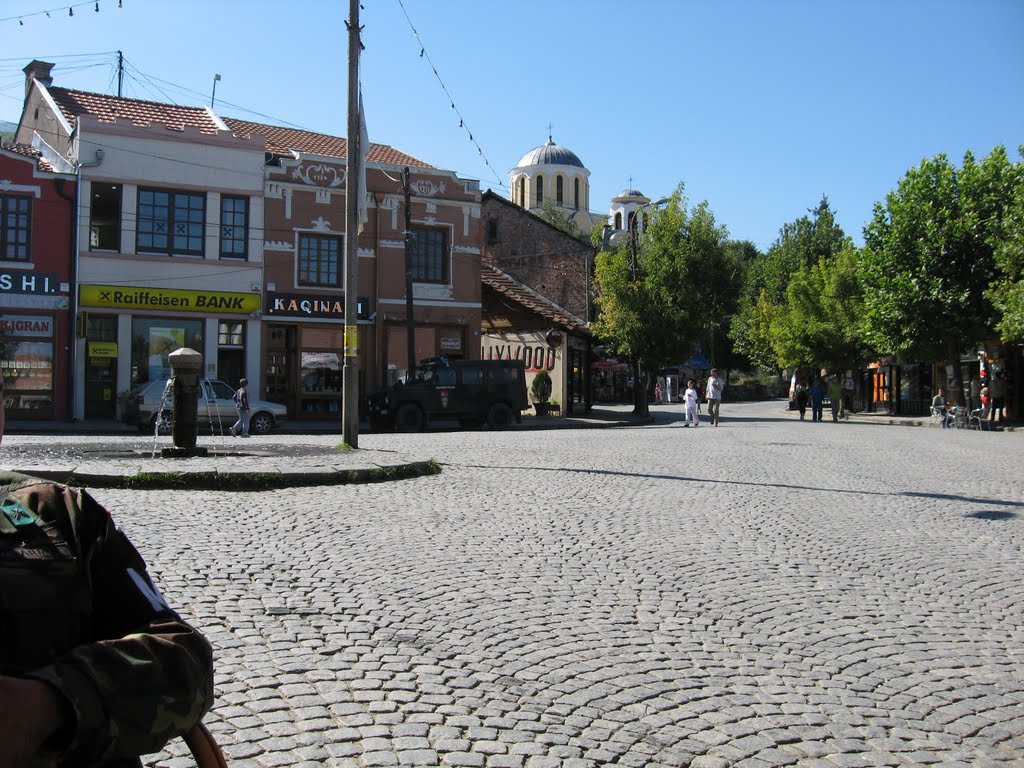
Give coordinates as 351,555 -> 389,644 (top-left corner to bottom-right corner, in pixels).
683,379 -> 700,427
705,368 -> 725,426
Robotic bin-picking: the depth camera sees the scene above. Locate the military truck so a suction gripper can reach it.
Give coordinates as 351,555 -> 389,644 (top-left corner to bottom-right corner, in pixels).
367,358 -> 528,432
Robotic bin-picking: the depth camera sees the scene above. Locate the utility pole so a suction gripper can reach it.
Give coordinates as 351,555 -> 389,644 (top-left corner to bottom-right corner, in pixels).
403,167 -> 416,379
342,0 -> 361,448
116,50 -> 123,97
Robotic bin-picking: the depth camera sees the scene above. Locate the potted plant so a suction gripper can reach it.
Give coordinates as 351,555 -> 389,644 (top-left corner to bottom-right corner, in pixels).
530,370 -> 552,416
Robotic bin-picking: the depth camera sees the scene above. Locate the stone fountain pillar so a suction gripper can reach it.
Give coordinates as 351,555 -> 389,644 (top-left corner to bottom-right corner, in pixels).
163,347 -> 209,458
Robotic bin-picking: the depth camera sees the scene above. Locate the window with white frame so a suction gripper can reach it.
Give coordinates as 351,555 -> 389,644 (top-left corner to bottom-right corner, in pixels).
219,196 -> 249,259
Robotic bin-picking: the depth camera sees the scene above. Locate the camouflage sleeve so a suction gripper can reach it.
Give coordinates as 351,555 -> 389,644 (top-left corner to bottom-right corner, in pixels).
21,483 -> 214,764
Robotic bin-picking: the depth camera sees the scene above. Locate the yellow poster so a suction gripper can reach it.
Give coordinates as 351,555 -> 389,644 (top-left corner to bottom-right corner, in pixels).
344,325 -> 358,356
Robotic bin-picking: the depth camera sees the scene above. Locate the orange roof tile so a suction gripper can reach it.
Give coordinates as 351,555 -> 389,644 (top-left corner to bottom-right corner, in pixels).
48,87 -> 220,133
482,264 -> 590,335
0,141 -> 55,173
223,117 -> 431,168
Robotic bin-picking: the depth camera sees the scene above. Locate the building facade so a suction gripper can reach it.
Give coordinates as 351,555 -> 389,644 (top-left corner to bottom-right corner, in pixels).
224,118 -> 482,420
0,141 -> 75,420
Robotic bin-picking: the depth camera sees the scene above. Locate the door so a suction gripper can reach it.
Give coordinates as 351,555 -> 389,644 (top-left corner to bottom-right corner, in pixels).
85,315 -> 117,420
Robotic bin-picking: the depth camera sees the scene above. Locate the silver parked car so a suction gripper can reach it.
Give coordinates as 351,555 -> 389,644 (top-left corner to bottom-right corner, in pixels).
120,378 -> 288,435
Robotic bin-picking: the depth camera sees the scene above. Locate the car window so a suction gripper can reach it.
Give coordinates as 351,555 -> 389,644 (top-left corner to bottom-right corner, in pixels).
461,366 -> 482,385
436,368 -> 456,387
210,381 -> 234,399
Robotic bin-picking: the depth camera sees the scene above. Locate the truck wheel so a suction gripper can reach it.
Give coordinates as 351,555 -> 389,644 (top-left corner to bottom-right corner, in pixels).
486,403 -> 514,429
395,403 -> 425,432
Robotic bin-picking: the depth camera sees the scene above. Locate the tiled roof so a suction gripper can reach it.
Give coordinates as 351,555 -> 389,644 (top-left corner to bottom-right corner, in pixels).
48,87 -> 221,133
482,264 -> 590,335
223,117 -> 432,168
0,141 -> 55,173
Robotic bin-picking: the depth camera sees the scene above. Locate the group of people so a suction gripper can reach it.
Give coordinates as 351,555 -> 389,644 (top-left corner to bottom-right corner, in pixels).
681,368 -> 724,427
0,382 -> 214,767
793,375 -> 851,422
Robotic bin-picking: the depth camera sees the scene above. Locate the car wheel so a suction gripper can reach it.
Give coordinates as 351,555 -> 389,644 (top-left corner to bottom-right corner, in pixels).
395,403 -> 424,432
486,403 -> 514,430
249,411 -> 276,435
151,410 -> 173,435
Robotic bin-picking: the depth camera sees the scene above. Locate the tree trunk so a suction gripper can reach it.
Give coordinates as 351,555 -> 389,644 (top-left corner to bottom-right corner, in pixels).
948,341 -> 965,407
632,360 -> 649,416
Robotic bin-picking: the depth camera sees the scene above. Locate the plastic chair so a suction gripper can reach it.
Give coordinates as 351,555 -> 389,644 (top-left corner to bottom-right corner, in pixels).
951,406 -> 968,429
183,723 -> 228,768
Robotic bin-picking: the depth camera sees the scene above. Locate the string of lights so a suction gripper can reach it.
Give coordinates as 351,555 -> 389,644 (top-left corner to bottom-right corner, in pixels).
0,1 -> 124,26
394,0 -> 506,194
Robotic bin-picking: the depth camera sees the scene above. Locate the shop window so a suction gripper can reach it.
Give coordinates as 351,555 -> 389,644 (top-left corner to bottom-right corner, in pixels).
90,183 -> 121,251
556,176 -> 564,206
0,195 -> 31,261
1,339 -> 53,416
298,234 -> 341,287
130,317 -> 203,386
409,227 -> 446,283
220,196 -> 248,259
218,320 -> 245,385
137,188 -> 205,256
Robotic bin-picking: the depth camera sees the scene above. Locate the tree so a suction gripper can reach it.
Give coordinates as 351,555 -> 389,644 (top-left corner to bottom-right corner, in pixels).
861,146 -> 1022,403
537,199 -> 583,241
769,246 -> 867,370
593,184 -> 731,415
988,147 -> 1024,341
730,197 -> 851,371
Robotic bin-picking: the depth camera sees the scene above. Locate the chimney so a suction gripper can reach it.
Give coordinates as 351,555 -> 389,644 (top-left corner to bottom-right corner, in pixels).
23,60 -> 55,99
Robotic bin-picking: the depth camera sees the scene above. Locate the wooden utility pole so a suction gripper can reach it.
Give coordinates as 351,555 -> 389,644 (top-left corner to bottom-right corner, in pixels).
342,0 -> 361,447
403,167 -> 416,378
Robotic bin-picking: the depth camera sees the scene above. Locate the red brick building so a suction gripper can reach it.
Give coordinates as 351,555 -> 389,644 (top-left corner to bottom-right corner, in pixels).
480,191 -> 593,414
225,119 -> 482,419
0,142 -> 75,420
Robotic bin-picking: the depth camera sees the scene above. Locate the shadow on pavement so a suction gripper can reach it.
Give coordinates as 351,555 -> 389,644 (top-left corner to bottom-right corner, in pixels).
454,463 -> 1024,510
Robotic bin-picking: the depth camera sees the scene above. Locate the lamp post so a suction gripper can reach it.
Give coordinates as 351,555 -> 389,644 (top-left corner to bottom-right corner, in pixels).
626,197 -> 670,415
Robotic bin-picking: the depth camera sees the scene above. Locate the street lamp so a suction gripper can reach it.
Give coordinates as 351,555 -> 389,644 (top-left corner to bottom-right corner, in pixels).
628,197 -> 670,280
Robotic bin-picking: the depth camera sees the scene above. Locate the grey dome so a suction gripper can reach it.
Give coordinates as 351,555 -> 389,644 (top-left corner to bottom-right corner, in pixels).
618,188 -> 645,198
516,137 -> 584,169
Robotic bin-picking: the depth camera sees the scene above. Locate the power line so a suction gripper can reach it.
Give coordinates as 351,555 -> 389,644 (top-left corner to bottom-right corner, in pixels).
0,2 -> 124,26
394,0 -> 506,194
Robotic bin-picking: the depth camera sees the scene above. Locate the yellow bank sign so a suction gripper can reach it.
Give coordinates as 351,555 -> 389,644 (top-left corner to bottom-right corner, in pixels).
80,285 -> 261,314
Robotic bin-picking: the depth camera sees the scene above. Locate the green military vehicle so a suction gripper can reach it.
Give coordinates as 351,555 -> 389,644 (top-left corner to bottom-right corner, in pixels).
367,357 -> 528,432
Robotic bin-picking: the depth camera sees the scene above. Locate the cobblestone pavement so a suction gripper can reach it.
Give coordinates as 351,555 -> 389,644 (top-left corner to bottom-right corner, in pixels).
41,400 -> 1024,767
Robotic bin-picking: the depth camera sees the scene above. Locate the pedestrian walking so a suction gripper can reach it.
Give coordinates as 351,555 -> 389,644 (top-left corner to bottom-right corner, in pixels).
704,369 -> 724,426
828,377 -> 843,421
809,379 -> 825,422
989,372 -> 1006,424
795,380 -> 809,420
683,379 -> 700,427
230,378 -> 250,437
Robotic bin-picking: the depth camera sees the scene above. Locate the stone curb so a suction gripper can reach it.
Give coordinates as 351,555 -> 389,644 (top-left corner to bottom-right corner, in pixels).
14,460 -> 442,491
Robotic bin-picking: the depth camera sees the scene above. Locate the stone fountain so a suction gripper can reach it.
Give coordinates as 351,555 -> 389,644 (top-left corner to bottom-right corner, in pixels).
161,347 -> 209,458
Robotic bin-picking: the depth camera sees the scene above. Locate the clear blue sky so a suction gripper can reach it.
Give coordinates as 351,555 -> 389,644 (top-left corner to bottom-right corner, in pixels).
1,0 -> 1021,251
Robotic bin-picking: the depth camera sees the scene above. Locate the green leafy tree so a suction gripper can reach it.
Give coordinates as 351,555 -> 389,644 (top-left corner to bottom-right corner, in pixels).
769,246 -> 867,370
537,198 -> 583,241
593,184 -> 731,415
988,148 -> 1024,340
730,197 -> 851,370
861,146 -> 1022,402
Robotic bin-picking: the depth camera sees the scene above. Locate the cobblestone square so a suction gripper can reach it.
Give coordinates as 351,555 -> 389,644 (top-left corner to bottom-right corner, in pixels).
76,401 -> 1024,766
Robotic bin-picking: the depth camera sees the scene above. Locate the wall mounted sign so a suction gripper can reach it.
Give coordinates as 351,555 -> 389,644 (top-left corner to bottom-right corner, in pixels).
87,341 -> 118,358
0,314 -> 53,337
0,271 -> 60,295
79,285 -> 261,314
266,291 -> 345,319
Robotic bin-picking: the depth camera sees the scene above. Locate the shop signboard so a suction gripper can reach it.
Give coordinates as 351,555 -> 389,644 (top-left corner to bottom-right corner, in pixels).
79,285 -> 260,314
0,271 -> 60,295
0,315 -> 53,337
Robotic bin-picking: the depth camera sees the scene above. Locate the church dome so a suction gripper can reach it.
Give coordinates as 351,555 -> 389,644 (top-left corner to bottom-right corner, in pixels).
516,137 -> 584,169
618,188 -> 645,198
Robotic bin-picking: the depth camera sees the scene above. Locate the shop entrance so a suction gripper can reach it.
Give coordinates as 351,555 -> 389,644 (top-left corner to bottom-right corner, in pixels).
85,314 -> 117,420
266,324 -> 297,414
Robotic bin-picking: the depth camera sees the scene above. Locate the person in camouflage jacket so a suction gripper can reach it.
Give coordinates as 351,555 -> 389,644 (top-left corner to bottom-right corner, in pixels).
0,471 -> 214,768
